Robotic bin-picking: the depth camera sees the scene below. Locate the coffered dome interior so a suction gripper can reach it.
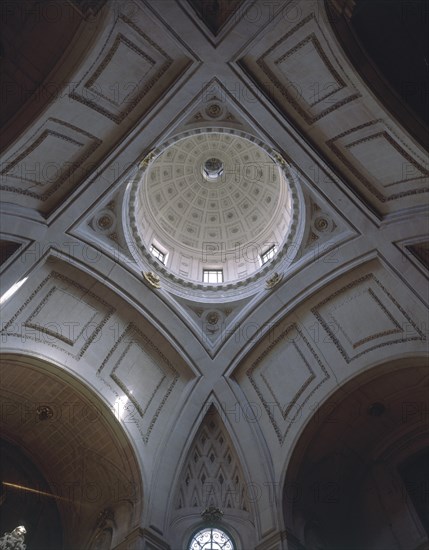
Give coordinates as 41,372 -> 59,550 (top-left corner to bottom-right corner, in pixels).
128,132 -> 295,286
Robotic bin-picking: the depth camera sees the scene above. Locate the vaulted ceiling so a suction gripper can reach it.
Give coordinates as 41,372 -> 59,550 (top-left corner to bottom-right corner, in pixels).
0,0 -> 427,547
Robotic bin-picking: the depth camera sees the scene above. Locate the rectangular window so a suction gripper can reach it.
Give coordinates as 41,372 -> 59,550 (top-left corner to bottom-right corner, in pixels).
260,245 -> 276,265
203,269 -> 223,283
150,244 -> 166,264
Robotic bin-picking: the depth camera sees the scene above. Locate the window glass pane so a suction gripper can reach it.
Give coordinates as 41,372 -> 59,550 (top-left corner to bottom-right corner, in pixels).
203,270 -> 223,283
150,244 -> 166,264
189,528 -> 234,550
261,245 -> 276,265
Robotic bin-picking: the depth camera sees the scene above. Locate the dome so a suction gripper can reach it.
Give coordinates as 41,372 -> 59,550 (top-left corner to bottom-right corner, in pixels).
127,130 -> 301,298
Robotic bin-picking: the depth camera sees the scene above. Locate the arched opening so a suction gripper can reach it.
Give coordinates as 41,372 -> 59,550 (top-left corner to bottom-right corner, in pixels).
0,239 -> 21,267
283,361 -> 429,549
0,354 -> 143,549
188,526 -> 236,550
325,0 -> 428,146
0,0 -> 107,148
0,438 -> 63,549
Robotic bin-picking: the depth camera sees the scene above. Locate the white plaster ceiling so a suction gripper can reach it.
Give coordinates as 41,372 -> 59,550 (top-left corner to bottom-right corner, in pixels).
0,0 -> 427,546
131,132 -> 293,283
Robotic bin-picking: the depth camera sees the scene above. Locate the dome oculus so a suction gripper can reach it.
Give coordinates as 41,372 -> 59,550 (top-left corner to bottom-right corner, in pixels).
203,158 -> 224,181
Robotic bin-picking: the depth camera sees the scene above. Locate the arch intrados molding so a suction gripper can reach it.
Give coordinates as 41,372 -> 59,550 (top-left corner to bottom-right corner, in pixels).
0,352 -> 145,520
125,127 -> 304,300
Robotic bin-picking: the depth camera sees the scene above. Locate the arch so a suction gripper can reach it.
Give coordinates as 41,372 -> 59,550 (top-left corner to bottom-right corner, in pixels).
282,358 -> 429,549
188,525 -> 237,550
168,403 -> 256,547
324,0 -> 428,146
1,1 -> 110,149
0,239 -> 21,268
0,437 -> 63,549
0,353 -> 144,549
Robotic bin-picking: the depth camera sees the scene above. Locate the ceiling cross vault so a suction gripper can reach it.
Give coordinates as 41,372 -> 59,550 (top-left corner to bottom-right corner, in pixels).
0,0 -> 427,548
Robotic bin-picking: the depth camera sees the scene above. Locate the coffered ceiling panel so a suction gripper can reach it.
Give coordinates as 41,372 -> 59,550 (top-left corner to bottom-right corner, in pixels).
241,322 -> 330,445
311,273 -> 426,364
69,14 -> 175,124
239,13 -> 360,124
236,5 -> 429,216
326,120 -> 429,203
255,16 -> 360,125
96,322 -> 181,444
0,271 -> 114,361
0,118 -> 102,211
0,2 -> 198,218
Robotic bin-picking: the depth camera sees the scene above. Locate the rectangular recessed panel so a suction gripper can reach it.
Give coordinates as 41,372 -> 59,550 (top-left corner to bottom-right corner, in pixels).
242,323 -> 330,444
311,274 -> 426,362
347,134 -> 424,187
260,340 -> 314,412
113,342 -> 165,416
275,37 -> 342,107
1,271 -> 113,359
96,323 -> 180,443
25,288 -> 98,345
88,36 -> 154,107
328,287 -> 400,348
11,132 -> 82,186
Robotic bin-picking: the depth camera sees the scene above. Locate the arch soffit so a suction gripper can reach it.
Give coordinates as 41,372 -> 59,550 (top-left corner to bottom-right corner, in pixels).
279,356 -> 429,528
0,352 -> 145,542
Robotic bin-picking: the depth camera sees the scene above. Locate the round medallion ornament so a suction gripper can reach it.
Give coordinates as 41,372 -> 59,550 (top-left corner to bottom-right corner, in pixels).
93,209 -> 116,234
311,212 -> 333,235
314,216 -> 328,232
205,103 -> 223,119
206,311 -> 220,325
36,405 -> 54,421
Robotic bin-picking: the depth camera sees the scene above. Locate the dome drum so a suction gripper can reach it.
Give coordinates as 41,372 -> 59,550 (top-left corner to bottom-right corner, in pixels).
125,129 -> 304,299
